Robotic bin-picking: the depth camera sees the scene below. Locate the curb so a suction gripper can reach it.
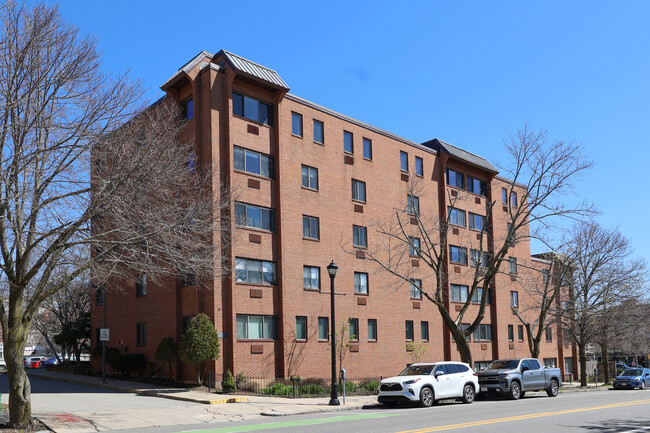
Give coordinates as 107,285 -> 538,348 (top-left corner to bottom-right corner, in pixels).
260,403 -> 368,417
151,393 -> 248,405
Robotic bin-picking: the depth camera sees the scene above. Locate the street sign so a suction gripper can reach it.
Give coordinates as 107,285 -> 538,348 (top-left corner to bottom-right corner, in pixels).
99,328 -> 110,342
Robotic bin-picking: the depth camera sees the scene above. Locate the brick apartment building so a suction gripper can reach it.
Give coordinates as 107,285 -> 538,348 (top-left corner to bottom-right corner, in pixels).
90,50 -> 578,381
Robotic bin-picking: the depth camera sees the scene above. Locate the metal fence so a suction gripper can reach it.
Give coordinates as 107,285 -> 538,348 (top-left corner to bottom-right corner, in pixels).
207,373 -> 380,398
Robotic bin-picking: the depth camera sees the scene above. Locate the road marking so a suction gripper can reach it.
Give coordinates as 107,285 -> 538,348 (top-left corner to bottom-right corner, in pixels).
621,428 -> 650,433
178,413 -> 397,433
396,398 -> 650,432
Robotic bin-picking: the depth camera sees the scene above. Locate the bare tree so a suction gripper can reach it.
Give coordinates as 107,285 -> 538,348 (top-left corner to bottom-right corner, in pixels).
0,2 -> 227,427
510,254 -> 570,359
363,126 -> 593,366
32,275 -> 90,363
560,223 -> 646,387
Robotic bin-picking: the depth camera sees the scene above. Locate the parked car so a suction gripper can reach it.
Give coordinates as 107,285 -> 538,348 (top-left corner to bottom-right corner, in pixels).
613,368 -> 650,390
43,357 -> 60,366
616,363 -> 632,371
476,358 -> 562,400
23,356 -> 48,368
378,361 -> 479,407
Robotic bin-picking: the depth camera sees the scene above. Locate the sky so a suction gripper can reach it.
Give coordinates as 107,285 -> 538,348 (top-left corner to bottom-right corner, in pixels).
47,0 -> 650,264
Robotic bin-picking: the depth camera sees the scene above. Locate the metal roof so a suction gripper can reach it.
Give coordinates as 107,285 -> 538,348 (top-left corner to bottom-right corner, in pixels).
219,50 -> 289,90
422,138 -> 498,173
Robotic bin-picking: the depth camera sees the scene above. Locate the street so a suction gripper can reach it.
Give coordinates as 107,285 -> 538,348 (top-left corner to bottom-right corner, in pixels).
122,390 -> 650,433
2,373 -> 650,432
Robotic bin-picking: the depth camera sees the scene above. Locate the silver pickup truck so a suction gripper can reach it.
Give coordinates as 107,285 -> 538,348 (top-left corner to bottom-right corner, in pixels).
476,358 -> 562,400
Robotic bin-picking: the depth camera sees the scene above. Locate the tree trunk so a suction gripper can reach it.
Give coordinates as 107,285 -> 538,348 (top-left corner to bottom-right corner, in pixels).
43,333 -> 61,364
601,343 -> 610,383
578,337 -> 587,387
452,331 -> 473,366
6,331 -> 32,427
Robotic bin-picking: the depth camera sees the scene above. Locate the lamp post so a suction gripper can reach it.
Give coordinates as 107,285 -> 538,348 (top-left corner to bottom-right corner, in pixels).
327,260 -> 340,406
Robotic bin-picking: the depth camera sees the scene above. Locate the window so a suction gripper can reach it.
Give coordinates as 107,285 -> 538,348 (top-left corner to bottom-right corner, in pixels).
313,120 -> 324,143
449,245 -> 468,265
181,97 -> 194,121
446,168 -> 464,188
410,279 -> 422,299
405,320 -> 414,341
187,151 -> 195,174
400,151 -> 408,172
475,361 -> 489,372
473,324 -> 492,341
518,325 -> 524,341
468,213 -> 486,231
471,287 -> 491,304
235,202 -> 276,231
296,316 -> 307,340
407,194 -> 419,215
318,317 -> 329,340
508,325 -> 514,341
351,179 -> 366,202
506,222 -> 515,247
545,327 -> 553,342
236,315 -> 277,340
349,318 -> 359,341
421,321 -> 429,341
182,272 -> 196,287
136,322 -> 146,346
510,290 -> 519,308
303,266 -> 320,290
543,358 -> 557,368
232,92 -> 273,125
363,138 -> 372,159
291,112 -> 303,136
235,258 -> 276,285
302,215 -> 319,240
509,257 -> 518,274
96,285 -> 105,306
448,207 -> 466,227
354,272 -> 368,294
301,165 -> 318,190
233,146 -> 274,179
415,157 -> 423,177
353,225 -> 367,248
368,319 -> 377,341
136,273 -> 146,297
450,284 -> 469,303
467,176 -> 486,196
511,191 -> 518,207
470,249 -> 490,268
409,237 -> 421,257
344,131 -> 353,153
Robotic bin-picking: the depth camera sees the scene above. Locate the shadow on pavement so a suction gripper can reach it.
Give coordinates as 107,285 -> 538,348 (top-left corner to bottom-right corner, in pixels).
574,417 -> 650,432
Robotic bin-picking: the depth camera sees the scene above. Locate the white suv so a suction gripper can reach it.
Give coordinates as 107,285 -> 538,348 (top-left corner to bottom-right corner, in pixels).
378,361 -> 479,407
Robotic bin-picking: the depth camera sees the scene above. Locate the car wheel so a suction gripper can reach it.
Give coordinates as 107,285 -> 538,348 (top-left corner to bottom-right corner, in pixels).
641,381 -> 646,390
462,384 -> 475,404
419,387 -> 435,407
546,379 -> 559,397
508,381 -> 521,400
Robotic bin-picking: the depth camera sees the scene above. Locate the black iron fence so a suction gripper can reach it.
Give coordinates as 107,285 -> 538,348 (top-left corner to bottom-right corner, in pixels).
207,372 -> 380,398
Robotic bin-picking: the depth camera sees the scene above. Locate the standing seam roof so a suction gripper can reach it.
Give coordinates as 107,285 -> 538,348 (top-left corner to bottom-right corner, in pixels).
220,50 -> 289,90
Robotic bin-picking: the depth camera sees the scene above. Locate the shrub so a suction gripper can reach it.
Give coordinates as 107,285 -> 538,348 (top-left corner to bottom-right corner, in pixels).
179,313 -> 220,385
91,345 -> 121,361
261,382 -> 292,396
362,381 -> 379,393
108,353 -> 146,377
344,380 -> 357,393
155,337 -> 178,382
298,383 -> 326,395
222,370 -> 237,393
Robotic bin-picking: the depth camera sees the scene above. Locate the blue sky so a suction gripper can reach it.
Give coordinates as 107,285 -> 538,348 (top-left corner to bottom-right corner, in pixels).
51,0 -> 650,263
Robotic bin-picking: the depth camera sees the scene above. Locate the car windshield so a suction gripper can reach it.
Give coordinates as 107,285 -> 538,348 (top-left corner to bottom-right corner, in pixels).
621,369 -> 643,377
398,365 -> 434,376
486,360 -> 520,370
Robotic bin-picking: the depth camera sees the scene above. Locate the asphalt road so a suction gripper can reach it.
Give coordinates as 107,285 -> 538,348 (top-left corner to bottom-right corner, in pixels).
121,389 -> 650,433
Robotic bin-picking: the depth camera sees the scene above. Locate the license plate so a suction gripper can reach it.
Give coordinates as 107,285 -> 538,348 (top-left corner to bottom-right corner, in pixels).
480,387 -> 487,392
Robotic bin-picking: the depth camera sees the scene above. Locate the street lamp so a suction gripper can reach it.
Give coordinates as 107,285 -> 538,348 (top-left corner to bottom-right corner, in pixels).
327,260 -> 340,406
